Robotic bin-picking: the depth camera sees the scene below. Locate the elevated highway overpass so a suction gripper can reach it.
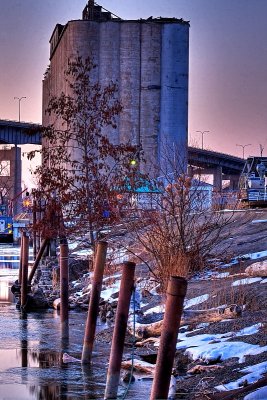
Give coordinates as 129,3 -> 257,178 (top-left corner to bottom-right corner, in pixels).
0,119 -> 245,212
188,146 -> 245,190
0,119 -> 42,214
0,119 -> 42,145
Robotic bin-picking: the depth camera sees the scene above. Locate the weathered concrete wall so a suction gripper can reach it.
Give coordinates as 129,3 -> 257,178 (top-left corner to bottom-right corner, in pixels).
160,23 -> 189,173
99,21 -> 121,144
139,22 -> 162,175
119,22 -> 141,147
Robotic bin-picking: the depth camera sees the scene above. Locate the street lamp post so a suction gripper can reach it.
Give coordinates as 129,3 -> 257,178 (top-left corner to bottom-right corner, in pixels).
236,143 -> 251,159
14,96 -> 26,122
196,130 -> 210,150
13,96 -> 26,215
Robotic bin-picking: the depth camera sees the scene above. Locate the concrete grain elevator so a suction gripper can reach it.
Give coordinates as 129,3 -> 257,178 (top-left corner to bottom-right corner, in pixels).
43,0 -> 189,176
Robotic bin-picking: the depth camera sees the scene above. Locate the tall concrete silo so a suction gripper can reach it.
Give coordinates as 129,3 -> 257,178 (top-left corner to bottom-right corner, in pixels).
43,1 -> 189,177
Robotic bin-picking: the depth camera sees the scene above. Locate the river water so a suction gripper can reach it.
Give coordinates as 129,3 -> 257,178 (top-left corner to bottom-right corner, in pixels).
0,244 -> 152,400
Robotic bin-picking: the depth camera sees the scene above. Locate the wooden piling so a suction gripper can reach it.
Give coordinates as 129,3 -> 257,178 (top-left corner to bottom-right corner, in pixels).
60,237 -> 69,334
32,199 -> 37,259
20,233 -> 29,309
104,261 -> 136,399
150,276 -> 187,400
28,238 -> 49,284
82,241 -> 108,364
18,231 -> 25,285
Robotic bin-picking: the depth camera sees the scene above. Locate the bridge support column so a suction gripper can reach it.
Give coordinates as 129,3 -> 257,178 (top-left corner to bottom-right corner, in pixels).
213,166 -> 222,191
229,174 -> 240,190
0,146 -> 22,215
187,165 -> 194,178
14,144 -> 22,215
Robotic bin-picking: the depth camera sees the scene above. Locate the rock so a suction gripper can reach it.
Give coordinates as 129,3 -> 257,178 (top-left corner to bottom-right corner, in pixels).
122,371 -> 135,383
218,304 -> 242,317
25,288 -> 48,309
110,291 -> 119,300
106,310 -> 114,319
62,353 -> 80,363
109,299 -> 118,308
69,258 -> 91,281
141,289 -> 152,299
245,261 -> 267,277
53,298 -> 61,310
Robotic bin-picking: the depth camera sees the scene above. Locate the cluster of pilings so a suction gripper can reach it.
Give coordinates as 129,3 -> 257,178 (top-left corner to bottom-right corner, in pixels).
12,231 -> 50,309
15,236 -> 188,399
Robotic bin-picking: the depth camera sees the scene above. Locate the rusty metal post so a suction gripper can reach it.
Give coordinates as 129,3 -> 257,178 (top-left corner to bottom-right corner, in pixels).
32,199 -> 37,259
82,241 -> 108,364
20,233 -> 29,309
150,276 -> 187,400
28,238 -> 49,284
60,237 -> 69,334
104,261 -> 136,400
18,231 -> 25,285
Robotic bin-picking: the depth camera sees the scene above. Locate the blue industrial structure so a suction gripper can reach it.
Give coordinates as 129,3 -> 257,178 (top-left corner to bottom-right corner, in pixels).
0,119 -> 42,145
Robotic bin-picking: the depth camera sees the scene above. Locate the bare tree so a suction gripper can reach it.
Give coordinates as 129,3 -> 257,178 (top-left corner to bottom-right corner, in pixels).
28,56 -> 143,246
124,149 -> 244,292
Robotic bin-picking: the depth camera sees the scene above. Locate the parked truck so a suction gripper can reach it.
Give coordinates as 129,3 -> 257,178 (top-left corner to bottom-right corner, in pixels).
0,214 -> 13,243
239,156 -> 267,207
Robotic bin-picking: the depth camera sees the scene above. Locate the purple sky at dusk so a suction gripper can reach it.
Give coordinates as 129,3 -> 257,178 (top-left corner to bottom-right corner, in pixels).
1,0 -> 267,160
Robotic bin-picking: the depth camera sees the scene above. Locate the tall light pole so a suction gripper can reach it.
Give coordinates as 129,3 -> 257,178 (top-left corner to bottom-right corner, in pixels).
14,96 -> 26,122
236,143 -> 251,159
196,130 -> 209,150
13,96 -> 26,215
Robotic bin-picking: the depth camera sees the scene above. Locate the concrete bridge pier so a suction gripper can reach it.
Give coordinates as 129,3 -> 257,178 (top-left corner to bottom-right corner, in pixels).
213,166 -> 222,192
187,165 -> 194,178
0,146 -> 22,215
229,174 -> 240,190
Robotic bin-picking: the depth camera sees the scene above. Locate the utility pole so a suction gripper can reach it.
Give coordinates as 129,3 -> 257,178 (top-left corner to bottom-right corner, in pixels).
236,143 -> 251,159
196,130 -> 209,150
13,96 -> 26,215
14,96 -> 26,122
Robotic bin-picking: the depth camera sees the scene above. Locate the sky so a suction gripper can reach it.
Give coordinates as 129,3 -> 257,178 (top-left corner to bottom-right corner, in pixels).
1,0 -> 267,165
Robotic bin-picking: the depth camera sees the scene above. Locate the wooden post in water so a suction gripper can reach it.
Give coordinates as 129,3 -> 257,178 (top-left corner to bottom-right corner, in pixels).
28,238 -> 49,284
82,241 -> 108,364
20,233 -> 29,309
150,276 -> 187,400
18,231 -> 25,285
32,199 -> 37,259
60,237 -> 69,334
104,261 -> 136,399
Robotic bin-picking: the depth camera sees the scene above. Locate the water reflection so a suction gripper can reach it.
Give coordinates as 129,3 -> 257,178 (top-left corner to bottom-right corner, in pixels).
0,244 -> 33,303
0,257 -> 152,399
0,277 -> 14,303
0,244 -> 21,269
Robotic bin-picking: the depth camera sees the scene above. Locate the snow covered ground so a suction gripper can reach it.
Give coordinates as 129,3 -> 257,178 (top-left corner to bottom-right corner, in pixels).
68,239 -> 267,398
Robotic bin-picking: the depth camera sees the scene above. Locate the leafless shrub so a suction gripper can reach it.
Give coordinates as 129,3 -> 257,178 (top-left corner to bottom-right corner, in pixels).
124,149 -> 248,292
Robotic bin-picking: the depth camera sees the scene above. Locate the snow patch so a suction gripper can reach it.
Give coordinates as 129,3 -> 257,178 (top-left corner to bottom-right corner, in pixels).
186,341 -> 267,364
143,304 -> 165,316
174,324 -> 265,364
216,361 -> 267,391
232,277 -> 262,287
184,294 -> 209,309
244,386 -> 267,400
